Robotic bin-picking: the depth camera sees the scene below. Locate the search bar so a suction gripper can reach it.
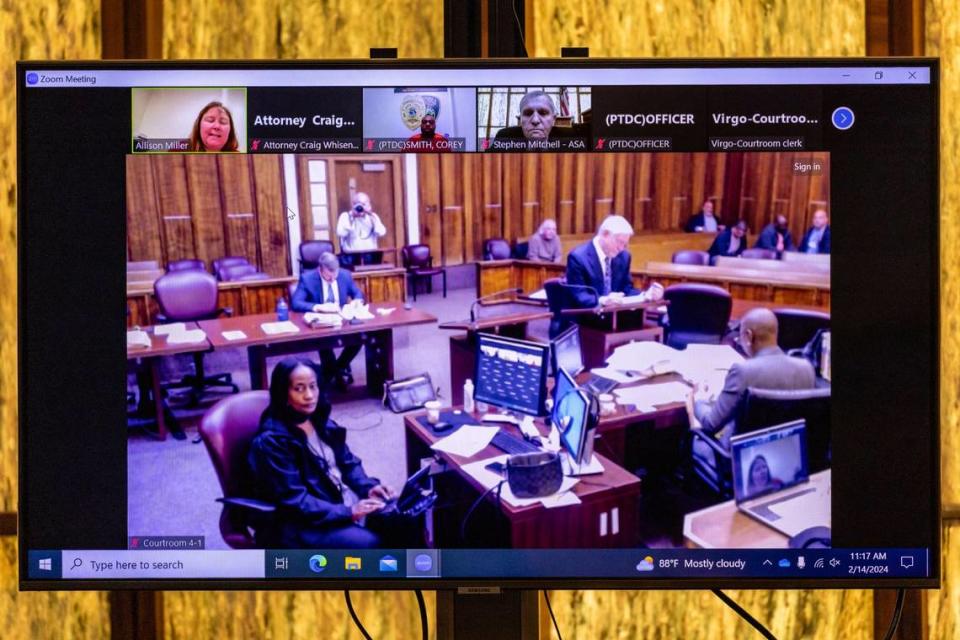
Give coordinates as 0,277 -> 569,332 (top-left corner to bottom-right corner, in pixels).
61,550 -> 264,579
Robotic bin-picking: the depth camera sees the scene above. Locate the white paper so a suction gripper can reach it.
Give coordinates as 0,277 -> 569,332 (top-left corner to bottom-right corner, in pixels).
165,329 -> 207,344
260,321 -> 300,335
341,300 -> 374,321
153,322 -> 186,336
376,307 -> 395,316
221,330 -> 247,341
540,491 -> 582,509
614,381 -> 691,410
618,293 -> 651,305
671,344 -> 744,386
430,425 -> 498,458
303,312 -> 342,327
527,288 -> 547,300
589,367 -> 638,383
126,330 -> 151,349
605,340 -> 680,373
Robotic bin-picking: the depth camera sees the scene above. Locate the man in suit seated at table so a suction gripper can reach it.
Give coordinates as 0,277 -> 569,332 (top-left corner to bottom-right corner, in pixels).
755,215 -> 795,255
707,219 -> 749,264
565,215 -> 664,307
685,308 -> 816,455
292,251 -> 365,390
800,208 -> 831,254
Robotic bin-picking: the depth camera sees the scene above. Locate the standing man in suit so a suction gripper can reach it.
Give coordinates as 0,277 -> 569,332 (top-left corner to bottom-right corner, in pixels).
755,215 -> 795,255
291,252 -> 365,390
686,307 -> 816,452
800,209 -> 831,254
565,215 -> 664,307
707,219 -> 749,263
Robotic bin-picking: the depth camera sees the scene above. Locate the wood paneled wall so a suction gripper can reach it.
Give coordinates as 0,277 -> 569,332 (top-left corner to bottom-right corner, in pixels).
419,152 -> 829,267
126,155 -> 290,277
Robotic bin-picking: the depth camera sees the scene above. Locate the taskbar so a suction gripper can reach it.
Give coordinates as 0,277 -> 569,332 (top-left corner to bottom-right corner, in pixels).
27,548 -> 929,582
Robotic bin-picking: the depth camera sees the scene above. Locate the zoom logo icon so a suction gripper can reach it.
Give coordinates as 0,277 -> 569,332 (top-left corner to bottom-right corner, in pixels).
308,554 -> 328,573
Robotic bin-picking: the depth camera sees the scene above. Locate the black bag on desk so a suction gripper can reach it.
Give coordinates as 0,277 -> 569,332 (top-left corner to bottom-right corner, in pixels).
383,373 -> 437,413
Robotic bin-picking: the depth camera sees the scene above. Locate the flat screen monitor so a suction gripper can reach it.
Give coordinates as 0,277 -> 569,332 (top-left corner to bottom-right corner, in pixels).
551,325 -> 585,377
474,332 -> 550,417
16,59 -> 939,591
553,367 -> 590,464
731,420 -> 809,503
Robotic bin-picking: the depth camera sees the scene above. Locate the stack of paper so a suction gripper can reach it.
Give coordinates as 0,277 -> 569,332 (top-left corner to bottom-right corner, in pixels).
341,301 -> 374,321
605,340 -> 681,375
126,330 -> 151,350
430,425 -> 497,458
261,321 -> 300,335
166,329 -> 207,344
154,323 -> 186,336
303,312 -> 342,327
613,381 -> 691,412
671,344 -> 744,386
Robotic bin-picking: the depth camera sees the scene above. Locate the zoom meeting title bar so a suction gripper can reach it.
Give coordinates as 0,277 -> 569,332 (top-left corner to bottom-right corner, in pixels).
23,66 -> 930,88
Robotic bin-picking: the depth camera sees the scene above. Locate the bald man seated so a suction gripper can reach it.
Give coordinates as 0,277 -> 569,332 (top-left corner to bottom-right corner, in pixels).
686,308 -> 816,450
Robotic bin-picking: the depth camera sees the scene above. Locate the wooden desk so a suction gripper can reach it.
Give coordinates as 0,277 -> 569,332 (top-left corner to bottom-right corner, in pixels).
714,256 -> 830,275
126,322 -> 210,439
404,411 -> 641,548
440,300 -> 552,405
683,470 -> 831,549
475,259 -> 566,299
636,261 -> 830,308
127,269 -> 407,327
562,299 -> 664,369
560,230 -> 716,265
197,304 -> 436,394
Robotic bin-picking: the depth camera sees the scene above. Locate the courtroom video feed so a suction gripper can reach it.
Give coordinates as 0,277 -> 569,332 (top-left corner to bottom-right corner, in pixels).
132,88 -> 247,153
125,148 -> 831,551
479,86 -> 592,151
362,87 -> 477,152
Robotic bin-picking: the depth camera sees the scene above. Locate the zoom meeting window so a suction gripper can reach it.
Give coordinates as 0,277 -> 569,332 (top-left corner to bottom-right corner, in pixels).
18,62 -> 938,587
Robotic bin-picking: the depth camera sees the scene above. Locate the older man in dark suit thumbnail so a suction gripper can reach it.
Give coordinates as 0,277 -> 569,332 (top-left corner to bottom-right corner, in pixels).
565,215 -> 663,307
292,251 -> 365,390
800,209 -> 831,254
686,307 -> 816,453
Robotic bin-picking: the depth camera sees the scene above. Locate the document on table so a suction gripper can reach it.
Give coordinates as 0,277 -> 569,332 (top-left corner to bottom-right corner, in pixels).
221,330 -> 247,341
460,455 -> 581,508
605,340 -> 681,373
430,425 -> 497,458
671,344 -> 744,386
590,367 -> 637,383
165,329 -> 207,344
153,322 -> 186,336
527,288 -> 547,300
614,381 -> 691,412
260,321 -> 300,335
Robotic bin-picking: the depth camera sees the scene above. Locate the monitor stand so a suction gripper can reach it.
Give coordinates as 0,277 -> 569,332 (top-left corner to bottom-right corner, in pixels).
436,588 -> 540,639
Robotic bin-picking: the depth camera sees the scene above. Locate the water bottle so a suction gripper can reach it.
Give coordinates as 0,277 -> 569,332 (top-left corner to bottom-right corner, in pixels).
276,297 -> 289,322
820,331 -> 831,382
463,378 -> 475,413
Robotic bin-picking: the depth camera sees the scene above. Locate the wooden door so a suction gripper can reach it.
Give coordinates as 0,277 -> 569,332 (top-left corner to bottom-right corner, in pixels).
330,156 -> 405,252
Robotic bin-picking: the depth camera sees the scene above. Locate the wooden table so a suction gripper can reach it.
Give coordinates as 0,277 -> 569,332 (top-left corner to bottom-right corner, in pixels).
682,469 -> 831,549
126,322 -> 211,439
562,298 -> 665,368
197,303 -> 436,394
404,410 -> 642,548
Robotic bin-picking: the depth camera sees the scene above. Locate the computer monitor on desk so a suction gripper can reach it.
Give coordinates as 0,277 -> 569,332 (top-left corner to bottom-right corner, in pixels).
553,367 -> 598,474
551,324 -> 585,376
474,333 -> 549,416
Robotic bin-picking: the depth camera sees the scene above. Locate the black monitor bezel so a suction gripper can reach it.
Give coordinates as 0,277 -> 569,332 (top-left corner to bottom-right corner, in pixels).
17,57 -> 940,591
473,331 -> 550,417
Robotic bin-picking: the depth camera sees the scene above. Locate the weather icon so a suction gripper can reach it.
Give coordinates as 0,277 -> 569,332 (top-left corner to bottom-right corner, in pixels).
636,556 -> 655,572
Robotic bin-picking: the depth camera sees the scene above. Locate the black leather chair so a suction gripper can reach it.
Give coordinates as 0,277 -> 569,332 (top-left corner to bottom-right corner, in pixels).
198,391 -> 276,549
219,263 -> 271,282
401,243 -> 446,300
661,283 -> 732,349
154,270 -> 238,404
298,240 -> 335,271
512,241 -> 529,260
690,386 -> 831,498
671,250 -> 710,266
483,237 -> 512,261
167,258 -> 206,272
774,309 -> 831,353
544,278 -> 599,339
213,256 -> 251,281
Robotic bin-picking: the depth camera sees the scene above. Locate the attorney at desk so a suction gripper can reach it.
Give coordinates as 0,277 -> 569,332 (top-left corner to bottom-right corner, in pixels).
291,251 -> 364,389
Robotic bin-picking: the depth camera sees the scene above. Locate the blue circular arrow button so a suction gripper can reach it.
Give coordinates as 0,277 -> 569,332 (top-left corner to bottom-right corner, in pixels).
831,107 -> 855,131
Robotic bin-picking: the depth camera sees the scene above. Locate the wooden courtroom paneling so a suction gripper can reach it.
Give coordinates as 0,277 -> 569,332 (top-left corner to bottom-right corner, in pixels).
926,521 -> 960,639
125,155 -> 164,262
218,154 -> 259,264
252,155 -> 291,276
422,152 -> 828,268
181,155 -> 226,266
153,155 -> 197,262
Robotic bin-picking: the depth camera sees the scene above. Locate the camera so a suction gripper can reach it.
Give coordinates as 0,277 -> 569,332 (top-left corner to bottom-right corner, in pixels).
353,203 -> 365,213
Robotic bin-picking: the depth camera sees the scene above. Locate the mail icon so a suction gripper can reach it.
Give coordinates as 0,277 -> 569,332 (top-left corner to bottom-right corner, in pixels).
379,555 -> 399,572
345,556 -> 362,571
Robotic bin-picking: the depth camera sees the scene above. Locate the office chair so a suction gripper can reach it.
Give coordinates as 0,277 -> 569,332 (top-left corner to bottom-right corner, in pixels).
401,243 -> 446,300
482,237 -> 512,261
218,263 -> 270,282
661,283 -> 732,349
671,250 -> 710,266
298,240 -> 335,271
154,270 -> 239,404
166,258 -> 206,273
512,241 -> 529,260
212,256 -> 251,281
198,391 -> 276,549
689,386 -> 831,499
544,278 -> 599,339
741,248 -> 777,260
774,308 -> 831,353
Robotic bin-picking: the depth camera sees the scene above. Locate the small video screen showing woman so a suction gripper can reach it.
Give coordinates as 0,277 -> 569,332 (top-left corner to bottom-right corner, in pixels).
132,88 -> 246,153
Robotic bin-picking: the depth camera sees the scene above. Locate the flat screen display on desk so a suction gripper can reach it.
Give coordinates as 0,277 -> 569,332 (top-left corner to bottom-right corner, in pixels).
17,59 -> 939,590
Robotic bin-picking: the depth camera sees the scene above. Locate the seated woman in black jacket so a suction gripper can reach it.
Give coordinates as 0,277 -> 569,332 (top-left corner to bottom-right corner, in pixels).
248,356 -> 399,548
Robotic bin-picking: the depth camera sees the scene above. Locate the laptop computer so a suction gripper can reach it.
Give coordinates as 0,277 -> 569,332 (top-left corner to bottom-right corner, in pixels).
730,420 -> 830,538
378,464 -> 436,517
551,325 -> 619,395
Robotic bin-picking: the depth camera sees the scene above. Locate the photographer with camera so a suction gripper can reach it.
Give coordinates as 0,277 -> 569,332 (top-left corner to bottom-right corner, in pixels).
336,192 -> 387,267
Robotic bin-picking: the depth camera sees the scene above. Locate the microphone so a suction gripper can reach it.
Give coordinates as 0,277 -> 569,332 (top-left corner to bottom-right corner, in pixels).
470,287 -> 523,323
